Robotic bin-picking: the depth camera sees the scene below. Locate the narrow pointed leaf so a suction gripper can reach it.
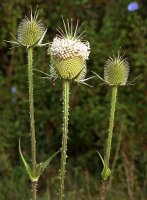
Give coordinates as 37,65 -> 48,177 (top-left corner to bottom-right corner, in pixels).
80,75 -> 96,82
37,29 -> 47,46
92,71 -> 107,84
76,80 -> 93,87
128,74 -> 142,85
34,68 -> 52,78
97,150 -> 105,168
19,140 -> 34,181
36,150 -> 61,178
10,33 -> 22,46
4,40 -> 19,45
72,68 -> 84,80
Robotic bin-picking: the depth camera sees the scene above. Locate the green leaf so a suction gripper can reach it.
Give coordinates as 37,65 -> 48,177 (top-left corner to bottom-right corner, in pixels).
36,150 -> 61,178
72,68 -> 84,80
97,150 -> 105,167
92,71 -> 107,84
19,139 -> 34,181
97,150 -> 111,180
19,140 -> 60,182
37,29 -> 47,46
10,32 -> 22,46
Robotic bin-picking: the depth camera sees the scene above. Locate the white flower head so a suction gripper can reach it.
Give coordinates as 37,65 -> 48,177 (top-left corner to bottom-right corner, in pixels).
49,17 -> 90,81
50,37 -> 90,60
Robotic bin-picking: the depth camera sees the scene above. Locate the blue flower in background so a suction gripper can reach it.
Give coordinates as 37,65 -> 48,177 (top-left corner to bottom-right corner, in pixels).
127,2 -> 139,12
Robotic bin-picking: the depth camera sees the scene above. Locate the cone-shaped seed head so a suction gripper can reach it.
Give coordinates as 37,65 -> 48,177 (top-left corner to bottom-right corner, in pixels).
55,56 -> 84,79
104,53 -> 129,86
17,10 -> 45,47
49,18 -> 90,80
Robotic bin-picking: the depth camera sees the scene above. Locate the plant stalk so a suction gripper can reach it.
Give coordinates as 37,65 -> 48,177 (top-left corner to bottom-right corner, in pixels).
105,86 -> 118,169
98,86 -> 118,200
27,47 -> 37,200
97,180 -> 107,200
32,182 -> 37,200
59,80 -> 70,200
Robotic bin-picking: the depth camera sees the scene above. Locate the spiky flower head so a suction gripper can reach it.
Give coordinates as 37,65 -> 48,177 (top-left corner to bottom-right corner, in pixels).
49,18 -> 90,81
9,7 -> 47,48
104,53 -> 129,86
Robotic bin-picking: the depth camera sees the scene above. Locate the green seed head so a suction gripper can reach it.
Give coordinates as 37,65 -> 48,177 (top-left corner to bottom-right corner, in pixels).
104,53 -> 129,86
54,56 -> 84,79
49,18 -> 90,81
17,9 -> 45,47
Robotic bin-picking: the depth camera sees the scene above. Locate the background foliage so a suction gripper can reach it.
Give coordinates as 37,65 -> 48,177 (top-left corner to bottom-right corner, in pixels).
0,0 -> 147,199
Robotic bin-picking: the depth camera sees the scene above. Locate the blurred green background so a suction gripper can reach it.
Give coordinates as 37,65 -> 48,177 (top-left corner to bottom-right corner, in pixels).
0,0 -> 147,199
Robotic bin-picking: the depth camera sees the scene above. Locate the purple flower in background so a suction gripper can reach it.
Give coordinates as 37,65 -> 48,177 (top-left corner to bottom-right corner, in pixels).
11,86 -> 17,93
127,2 -> 139,12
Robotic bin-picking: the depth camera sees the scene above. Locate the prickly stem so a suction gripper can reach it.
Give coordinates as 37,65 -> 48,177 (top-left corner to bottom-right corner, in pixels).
101,86 -> 118,180
27,47 -> 37,200
32,182 -> 37,200
59,80 -> 70,200
105,86 -> 118,169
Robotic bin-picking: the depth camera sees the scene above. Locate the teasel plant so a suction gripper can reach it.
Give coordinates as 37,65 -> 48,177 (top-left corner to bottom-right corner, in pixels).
93,52 -> 131,200
6,7 -> 60,200
36,17 -> 94,200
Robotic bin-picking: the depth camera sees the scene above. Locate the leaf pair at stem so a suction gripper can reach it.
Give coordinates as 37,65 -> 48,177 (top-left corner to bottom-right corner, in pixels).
19,46 -> 60,200
19,140 -> 60,182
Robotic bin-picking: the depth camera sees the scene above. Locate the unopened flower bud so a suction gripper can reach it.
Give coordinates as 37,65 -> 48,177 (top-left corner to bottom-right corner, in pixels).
17,9 -> 45,47
104,53 -> 129,86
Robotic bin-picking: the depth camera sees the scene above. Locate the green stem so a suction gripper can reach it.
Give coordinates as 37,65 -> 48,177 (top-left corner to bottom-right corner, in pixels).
59,80 -> 70,200
99,86 -> 118,199
32,182 -> 37,200
105,86 -> 118,169
27,47 -> 37,200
